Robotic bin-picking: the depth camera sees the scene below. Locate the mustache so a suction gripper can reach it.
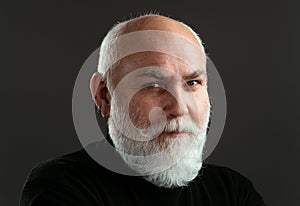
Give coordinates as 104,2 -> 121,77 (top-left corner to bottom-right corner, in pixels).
163,119 -> 200,134
141,119 -> 202,140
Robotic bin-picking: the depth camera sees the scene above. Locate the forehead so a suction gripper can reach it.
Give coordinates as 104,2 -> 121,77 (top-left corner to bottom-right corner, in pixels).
109,51 -> 206,88
99,30 -> 206,74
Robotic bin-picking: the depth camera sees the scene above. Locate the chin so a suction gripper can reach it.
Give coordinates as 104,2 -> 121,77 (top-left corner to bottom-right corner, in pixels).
143,149 -> 204,188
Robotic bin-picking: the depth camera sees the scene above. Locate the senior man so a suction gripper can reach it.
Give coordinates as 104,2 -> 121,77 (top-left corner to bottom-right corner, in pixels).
21,14 -> 265,206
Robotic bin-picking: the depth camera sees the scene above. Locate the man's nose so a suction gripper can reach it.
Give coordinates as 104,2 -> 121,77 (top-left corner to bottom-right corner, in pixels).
162,87 -> 189,118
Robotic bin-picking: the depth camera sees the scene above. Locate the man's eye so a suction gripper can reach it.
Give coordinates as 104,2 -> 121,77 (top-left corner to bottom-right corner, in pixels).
143,82 -> 161,88
184,80 -> 202,88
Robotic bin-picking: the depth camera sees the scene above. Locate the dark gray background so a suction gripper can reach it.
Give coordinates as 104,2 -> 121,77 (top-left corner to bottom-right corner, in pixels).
1,0 -> 299,206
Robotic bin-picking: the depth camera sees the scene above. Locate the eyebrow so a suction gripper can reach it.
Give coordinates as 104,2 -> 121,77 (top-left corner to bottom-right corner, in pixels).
182,69 -> 206,80
136,69 -> 206,80
136,70 -> 166,80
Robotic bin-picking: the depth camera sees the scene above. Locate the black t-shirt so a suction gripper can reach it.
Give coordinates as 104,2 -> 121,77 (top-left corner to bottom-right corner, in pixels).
20,142 -> 265,206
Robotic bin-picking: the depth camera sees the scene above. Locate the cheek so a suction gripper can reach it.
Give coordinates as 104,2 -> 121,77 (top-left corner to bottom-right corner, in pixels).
189,91 -> 210,124
128,93 -> 154,129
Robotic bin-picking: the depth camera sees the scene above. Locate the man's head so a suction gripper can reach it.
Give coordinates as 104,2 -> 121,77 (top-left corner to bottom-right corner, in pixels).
90,14 -> 210,188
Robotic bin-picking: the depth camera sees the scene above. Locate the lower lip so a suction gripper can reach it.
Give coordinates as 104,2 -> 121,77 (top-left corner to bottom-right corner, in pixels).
164,132 -> 188,138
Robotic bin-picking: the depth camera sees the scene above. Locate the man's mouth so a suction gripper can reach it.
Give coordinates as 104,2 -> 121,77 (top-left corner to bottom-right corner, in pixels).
162,131 -> 190,138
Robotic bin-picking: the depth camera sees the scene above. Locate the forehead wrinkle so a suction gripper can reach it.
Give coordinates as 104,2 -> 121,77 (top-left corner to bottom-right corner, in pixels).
117,52 -> 192,73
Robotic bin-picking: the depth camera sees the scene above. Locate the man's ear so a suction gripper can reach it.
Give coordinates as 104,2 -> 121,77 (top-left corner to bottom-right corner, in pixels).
90,72 -> 111,119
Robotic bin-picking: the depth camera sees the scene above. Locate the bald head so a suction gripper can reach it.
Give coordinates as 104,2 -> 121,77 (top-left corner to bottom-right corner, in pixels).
96,14 -> 206,76
119,15 -> 202,48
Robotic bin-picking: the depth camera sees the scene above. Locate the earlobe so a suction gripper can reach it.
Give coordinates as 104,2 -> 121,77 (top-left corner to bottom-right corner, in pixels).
98,87 -> 111,119
100,100 -> 110,119
90,72 -> 111,119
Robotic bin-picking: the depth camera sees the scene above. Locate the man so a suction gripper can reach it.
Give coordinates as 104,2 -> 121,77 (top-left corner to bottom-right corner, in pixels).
20,14 -> 265,205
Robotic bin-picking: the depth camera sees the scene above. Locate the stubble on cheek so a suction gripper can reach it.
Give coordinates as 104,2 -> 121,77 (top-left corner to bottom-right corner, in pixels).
128,93 -> 153,130
190,91 -> 210,129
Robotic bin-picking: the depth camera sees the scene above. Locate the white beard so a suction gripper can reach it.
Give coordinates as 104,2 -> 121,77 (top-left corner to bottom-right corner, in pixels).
108,101 -> 210,188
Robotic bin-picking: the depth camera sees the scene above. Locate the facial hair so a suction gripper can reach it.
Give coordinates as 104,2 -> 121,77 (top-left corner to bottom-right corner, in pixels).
108,101 -> 210,188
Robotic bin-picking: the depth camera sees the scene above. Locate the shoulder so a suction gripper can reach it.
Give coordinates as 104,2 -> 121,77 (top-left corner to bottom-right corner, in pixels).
25,148 -> 90,183
201,163 -> 252,182
200,163 -> 257,190
20,148 -> 104,206
198,163 -> 265,206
